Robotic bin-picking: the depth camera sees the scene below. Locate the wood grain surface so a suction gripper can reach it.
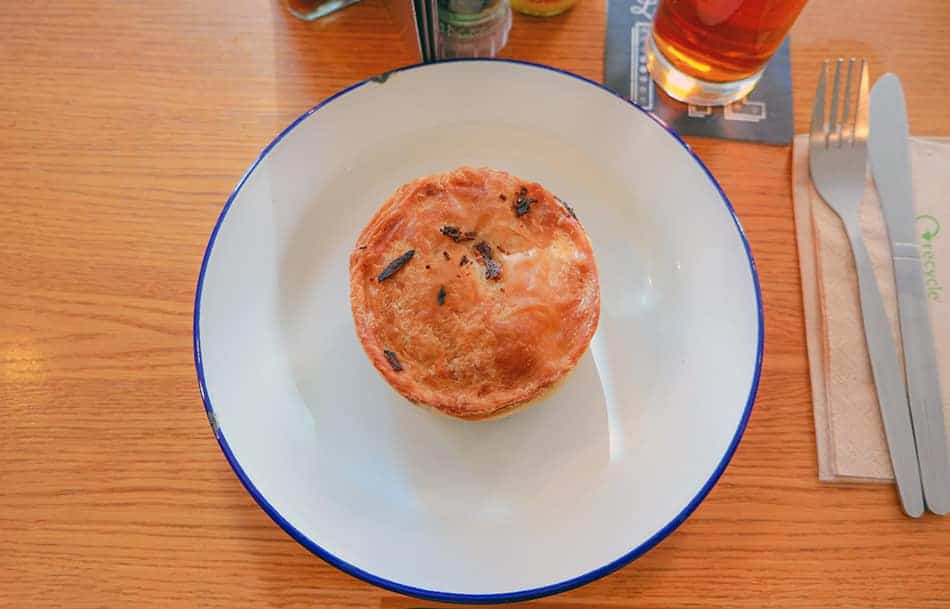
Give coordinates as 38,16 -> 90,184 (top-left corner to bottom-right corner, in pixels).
2,1 -> 950,607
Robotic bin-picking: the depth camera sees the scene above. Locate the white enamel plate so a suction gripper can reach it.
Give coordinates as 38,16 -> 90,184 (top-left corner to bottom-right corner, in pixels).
194,60 -> 763,603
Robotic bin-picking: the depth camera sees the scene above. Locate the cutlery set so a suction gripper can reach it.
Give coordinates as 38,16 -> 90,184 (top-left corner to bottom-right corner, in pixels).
809,58 -> 950,516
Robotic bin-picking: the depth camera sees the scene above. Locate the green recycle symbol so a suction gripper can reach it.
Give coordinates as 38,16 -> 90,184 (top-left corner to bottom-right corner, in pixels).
917,214 -> 940,241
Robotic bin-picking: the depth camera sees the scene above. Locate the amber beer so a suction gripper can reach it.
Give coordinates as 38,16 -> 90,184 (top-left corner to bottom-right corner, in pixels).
647,0 -> 809,105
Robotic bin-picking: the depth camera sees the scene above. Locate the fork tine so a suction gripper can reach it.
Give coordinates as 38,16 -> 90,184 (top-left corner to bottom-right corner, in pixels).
839,58 -> 855,144
810,60 -> 828,146
828,58 -> 843,147
853,58 -> 870,143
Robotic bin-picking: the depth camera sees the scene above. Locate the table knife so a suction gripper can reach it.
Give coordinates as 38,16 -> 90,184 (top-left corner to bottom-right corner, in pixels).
869,73 -> 950,515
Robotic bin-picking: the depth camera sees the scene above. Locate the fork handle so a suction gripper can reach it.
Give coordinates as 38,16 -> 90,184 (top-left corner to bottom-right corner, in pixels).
844,218 -> 925,517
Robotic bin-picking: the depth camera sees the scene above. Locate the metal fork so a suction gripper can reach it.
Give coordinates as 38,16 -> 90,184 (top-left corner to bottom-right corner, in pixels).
809,58 -> 924,517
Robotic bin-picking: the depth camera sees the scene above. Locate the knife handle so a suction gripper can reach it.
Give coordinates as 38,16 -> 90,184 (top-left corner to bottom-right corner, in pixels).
894,253 -> 950,515
844,219 -> 924,517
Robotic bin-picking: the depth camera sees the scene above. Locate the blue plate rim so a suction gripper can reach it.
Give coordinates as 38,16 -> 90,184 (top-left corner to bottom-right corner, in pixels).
192,58 -> 765,605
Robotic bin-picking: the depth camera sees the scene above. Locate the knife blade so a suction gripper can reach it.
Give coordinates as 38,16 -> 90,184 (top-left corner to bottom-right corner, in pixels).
870,73 -> 950,515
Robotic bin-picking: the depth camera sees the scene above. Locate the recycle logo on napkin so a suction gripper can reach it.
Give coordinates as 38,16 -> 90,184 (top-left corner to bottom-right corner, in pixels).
918,213 -> 944,302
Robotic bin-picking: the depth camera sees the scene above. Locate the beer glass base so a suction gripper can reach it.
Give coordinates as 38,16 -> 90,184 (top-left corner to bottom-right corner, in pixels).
646,33 -> 764,106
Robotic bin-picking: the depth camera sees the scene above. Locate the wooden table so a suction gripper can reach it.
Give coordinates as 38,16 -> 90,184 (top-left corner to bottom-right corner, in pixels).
3,1 -> 949,607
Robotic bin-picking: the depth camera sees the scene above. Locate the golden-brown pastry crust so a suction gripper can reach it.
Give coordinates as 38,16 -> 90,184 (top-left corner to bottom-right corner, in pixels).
349,167 -> 600,420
